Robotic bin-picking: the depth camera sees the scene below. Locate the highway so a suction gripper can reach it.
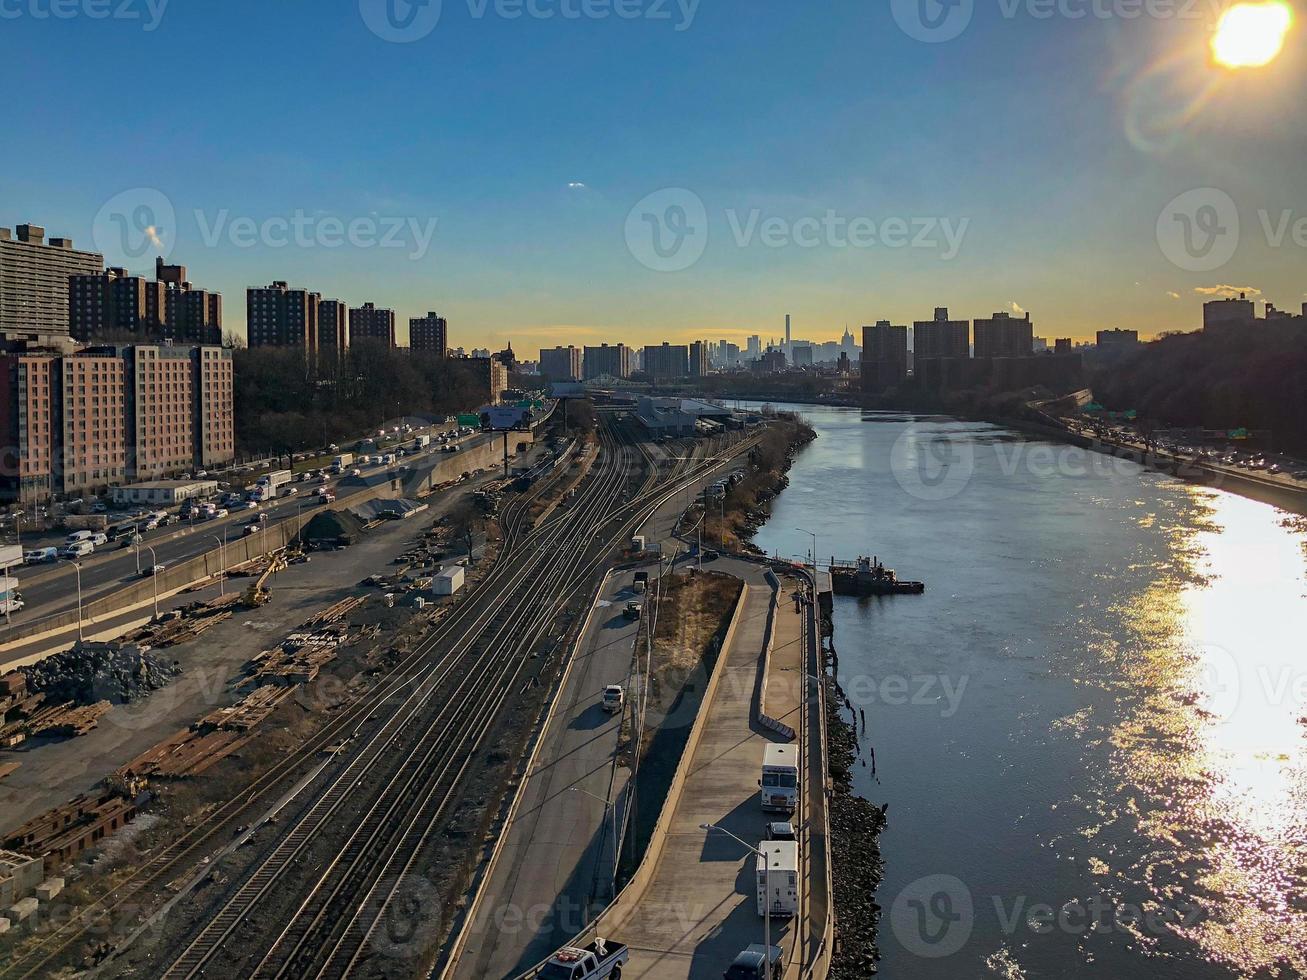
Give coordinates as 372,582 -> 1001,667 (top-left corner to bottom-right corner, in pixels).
0,428 -> 493,637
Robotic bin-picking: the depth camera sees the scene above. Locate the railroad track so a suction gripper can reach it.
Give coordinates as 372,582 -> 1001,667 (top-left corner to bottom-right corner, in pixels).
4,420 -> 758,980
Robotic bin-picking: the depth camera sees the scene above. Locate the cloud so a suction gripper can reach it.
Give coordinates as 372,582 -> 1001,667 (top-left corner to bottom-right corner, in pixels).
1166,291 -> 1181,300
146,225 -> 165,248
1194,284 -> 1261,299
566,181 -> 587,190
1008,301 -> 1025,315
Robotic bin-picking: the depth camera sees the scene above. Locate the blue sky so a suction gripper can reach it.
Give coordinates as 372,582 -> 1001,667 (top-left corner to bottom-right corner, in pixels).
2,0 -> 1302,348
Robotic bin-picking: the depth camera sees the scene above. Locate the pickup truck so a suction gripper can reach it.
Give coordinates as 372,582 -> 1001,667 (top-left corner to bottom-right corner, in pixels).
538,940 -> 628,979
724,944 -> 782,980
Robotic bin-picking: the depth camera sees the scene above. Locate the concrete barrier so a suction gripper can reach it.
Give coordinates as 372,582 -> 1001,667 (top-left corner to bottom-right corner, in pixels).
757,569 -> 795,741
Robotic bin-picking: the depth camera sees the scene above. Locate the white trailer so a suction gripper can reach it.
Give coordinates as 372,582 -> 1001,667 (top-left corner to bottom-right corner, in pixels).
760,743 -> 799,813
433,565 -> 465,596
259,469 -> 293,493
756,839 -> 799,919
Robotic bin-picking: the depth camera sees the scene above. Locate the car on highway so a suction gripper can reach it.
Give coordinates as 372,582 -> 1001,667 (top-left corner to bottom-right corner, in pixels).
602,685 -> 625,713
61,540 -> 93,559
724,944 -> 782,980
141,564 -> 165,577
765,821 -> 796,842
23,547 -> 58,564
281,486 -> 298,497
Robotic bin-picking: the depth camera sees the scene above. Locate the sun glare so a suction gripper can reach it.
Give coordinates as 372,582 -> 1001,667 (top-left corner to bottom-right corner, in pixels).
1212,1 -> 1294,68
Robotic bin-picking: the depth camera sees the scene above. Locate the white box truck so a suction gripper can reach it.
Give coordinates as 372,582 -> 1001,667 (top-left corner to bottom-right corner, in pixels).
760,744 -> 799,813
259,469 -> 293,493
756,839 -> 799,919
331,453 -> 355,473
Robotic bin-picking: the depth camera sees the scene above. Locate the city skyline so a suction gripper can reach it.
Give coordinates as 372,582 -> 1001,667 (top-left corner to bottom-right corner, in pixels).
3,2 -> 1301,349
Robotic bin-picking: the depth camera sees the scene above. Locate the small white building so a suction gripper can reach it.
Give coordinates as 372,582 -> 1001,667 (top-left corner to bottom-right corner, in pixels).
109,480 -> 218,506
433,565 -> 465,596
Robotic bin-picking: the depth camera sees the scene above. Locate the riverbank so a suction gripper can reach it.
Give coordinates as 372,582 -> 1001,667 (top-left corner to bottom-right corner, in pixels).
683,414 -> 816,551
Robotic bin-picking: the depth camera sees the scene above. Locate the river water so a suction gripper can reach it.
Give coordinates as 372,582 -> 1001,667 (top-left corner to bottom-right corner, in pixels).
748,404 -> 1307,980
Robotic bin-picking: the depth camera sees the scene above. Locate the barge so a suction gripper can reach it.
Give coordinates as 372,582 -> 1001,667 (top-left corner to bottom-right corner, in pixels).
830,556 -> 924,596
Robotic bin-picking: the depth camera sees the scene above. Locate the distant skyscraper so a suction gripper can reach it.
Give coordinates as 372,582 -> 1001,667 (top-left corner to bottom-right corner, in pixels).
746,335 -> 761,360
792,343 -> 813,367
1096,327 -> 1139,347
410,312 -> 448,355
784,314 -> 791,354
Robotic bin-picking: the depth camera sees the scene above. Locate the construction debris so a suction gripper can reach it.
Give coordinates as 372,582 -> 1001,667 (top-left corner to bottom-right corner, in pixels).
0,670 -> 113,745
19,641 -> 181,707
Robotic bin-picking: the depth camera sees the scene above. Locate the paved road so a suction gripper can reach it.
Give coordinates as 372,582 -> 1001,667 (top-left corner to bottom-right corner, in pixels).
451,565 -> 644,978
0,431 -> 493,632
603,559 -> 805,980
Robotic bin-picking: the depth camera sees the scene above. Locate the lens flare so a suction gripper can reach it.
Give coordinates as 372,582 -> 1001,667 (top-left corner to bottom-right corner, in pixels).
1211,1 -> 1294,68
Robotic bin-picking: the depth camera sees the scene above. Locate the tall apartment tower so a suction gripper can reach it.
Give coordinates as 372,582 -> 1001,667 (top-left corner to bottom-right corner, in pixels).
643,342 -> 690,380
410,312 -> 448,355
861,321 -> 909,392
247,282 -> 320,350
688,340 -> 709,377
973,311 -> 1033,359
0,224 -> 104,339
582,343 -> 630,380
70,256 -> 222,345
913,307 -> 970,359
349,302 -> 396,348
539,345 -> 582,380
317,300 -> 349,355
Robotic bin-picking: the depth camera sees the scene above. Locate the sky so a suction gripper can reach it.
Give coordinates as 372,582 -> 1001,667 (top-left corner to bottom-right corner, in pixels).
2,0 -> 1303,350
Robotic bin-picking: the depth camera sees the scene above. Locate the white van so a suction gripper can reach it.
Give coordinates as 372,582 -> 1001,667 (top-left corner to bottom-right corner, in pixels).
65,530 -> 94,544
61,540 -> 93,559
756,840 -> 799,919
90,532 -> 108,547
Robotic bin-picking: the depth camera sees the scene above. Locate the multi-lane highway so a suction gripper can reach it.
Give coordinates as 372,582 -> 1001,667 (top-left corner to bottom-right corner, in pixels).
0,427 -> 493,635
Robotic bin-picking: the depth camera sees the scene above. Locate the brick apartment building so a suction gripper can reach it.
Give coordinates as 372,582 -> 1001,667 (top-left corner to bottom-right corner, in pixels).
539,345 -> 582,380
349,302 -> 396,348
861,321 -> 909,392
247,281 -> 320,350
409,312 -> 448,355
317,300 -> 349,357
0,344 -> 234,503
70,257 -> 222,346
582,343 -> 630,380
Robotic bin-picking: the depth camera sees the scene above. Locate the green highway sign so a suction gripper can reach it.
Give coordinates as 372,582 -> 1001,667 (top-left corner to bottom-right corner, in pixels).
457,414 -> 481,426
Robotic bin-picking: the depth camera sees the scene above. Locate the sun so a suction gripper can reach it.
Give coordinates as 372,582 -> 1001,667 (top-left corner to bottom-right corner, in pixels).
1211,1 -> 1294,68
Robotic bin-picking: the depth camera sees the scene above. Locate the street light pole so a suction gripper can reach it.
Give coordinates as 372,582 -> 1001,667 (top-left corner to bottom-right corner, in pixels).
146,544 -> 160,620
211,533 -> 226,596
570,786 -> 619,898
702,823 -> 772,965
61,558 -> 84,641
796,527 -> 817,571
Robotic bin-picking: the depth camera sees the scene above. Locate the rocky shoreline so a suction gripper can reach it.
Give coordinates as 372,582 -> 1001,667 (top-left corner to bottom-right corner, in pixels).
825,663 -> 887,977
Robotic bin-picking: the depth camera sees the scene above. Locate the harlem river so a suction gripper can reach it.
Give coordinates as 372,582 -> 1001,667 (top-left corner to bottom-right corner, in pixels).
748,405 -> 1307,980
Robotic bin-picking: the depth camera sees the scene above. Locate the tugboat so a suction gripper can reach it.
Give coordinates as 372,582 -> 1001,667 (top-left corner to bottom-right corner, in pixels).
830,556 -> 925,596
